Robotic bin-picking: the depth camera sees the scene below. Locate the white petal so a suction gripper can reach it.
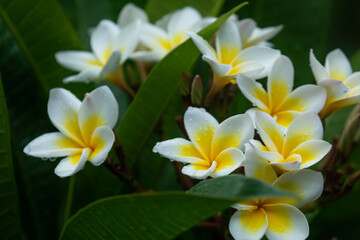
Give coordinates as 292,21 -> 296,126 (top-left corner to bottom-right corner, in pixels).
181,161 -> 216,179
345,71 -> 360,89
118,20 -> 141,62
152,138 -> 207,164
321,94 -> 360,118
255,111 -> 284,153
273,169 -> 324,208
91,20 -> 120,63
247,25 -> 283,47
202,55 -> 232,76
130,50 -> 164,62
236,74 -> 269,110
236,18 -> 256,44
289,139 -> 331,169
276,84 -> 327,114
47,88 -> 84,145
244,145 -> 277,184
270,155 -> 302,173
268,55 -> 294,110
184,107 -> 219,159
318,79 -> 349,104
117,3 -> 148,28
325,49 -> 352,81
309,49 -> 329,83
23,132 -> 83,158
211,114 -> 254,159
191,17 -> 217,32
212,148 -> 245,177
187,31 -> 217,60
140,23 -> 169,52
216,20 -> 242,60
283,113 -> 323,157
264,204 -> 309,240
229,209 -> 268,240
232,61 -> 264,78
237,46 -> 281,79
167,7 -> 201,36
98,51 -> 121,81
55,51 -> 99,72
63,66 -> 102,83
54,148 -> 90,178
78,86 -> 119,145
88,126 -> 115,166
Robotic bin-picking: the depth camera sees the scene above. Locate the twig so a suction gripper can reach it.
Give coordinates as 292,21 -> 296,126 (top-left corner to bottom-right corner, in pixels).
172,162 -> 193,190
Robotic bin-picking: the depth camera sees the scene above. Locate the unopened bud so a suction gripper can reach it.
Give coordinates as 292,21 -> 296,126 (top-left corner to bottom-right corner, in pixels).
180,73 -> 190,96
338,113 -> 360,153
191,75 -> 203,106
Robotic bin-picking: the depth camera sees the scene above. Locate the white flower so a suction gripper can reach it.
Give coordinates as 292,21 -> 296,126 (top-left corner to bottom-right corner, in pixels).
23,86 -> 118,177
188,20 -> 280,89
310,49 -> 360,118
56,19 -> 140,84
237,55 -> 327,128
229,146 -> 323,240
117,3 -> 148,28
131,6 -> 215,62
153,107 -> 254,179
235,18 -> 283,48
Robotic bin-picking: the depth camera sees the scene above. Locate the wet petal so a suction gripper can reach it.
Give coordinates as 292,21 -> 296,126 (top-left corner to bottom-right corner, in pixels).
54,148 -> 90,178
229,208 -> 268,240
318,79 -> 349,105
88,126 -> 115,166
181,161 -> 216,179
23,132 -> 83,158
273,169 -> 324,208
78,86 -> 119,145
274,111 -> 301,129
184,107 -> 219,159
211,114 -> 254,159
153,138 -> 206,164
212,148 -> 245,177
264,204 -> 309,240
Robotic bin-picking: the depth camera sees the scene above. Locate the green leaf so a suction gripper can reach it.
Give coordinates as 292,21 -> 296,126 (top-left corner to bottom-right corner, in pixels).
0,76 -> 23,239
60,174 -> 290,240
116,2 -> 248,166
145,0 -> 225,22
0,0 -> 91,95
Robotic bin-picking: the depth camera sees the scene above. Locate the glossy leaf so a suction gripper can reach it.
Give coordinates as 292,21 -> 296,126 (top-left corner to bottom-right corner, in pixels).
0,76 -> 23,239
60,174 -> 291,240
116,2 -> 248,166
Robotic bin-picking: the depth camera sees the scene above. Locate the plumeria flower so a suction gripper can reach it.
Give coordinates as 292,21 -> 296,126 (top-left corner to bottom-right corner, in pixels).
117,3 -> 148,28
235,18 -> 283,48
250,111 -> 331,172
229,147 -> 323,240
56,19 -> 140,84
153,107 -> 254,179
237,55 -> 327,128
188,20 -> 280,91
23,86 -> 118,177
131,6 -> 215,62
310,49 -> 360,118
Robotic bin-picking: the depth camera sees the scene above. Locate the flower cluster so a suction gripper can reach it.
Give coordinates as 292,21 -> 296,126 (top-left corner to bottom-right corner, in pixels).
23,3 -> 360,240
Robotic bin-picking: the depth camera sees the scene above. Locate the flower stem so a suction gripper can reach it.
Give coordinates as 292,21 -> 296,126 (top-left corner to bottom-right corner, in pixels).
204,75 -> 228,108
64,176 -> 75,221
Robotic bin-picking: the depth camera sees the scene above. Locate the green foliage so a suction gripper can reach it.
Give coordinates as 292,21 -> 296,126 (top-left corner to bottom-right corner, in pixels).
60,175 -> 290,240
0,76 -> 23,239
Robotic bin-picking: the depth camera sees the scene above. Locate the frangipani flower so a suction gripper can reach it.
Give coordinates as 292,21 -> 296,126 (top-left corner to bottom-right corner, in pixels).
250,111 -> 331,172
237,55 -> 327,128
153,107 -> 254,179
117,3 -> 148,28
23,86 -> 118,177
56,19 -> 140,84
229,147 -> 323,240
188,20 -> 280,91
236,18 -> 283,48
131,7 -> 214,62
310,49 -> 360,118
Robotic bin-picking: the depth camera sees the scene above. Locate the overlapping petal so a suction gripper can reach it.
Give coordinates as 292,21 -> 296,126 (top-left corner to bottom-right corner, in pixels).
212,148 -> 244,177
63,66 -> 102,83
289,140 -> 331,168
88,126 -> 115,166
54,148 -> 90,178
237,74 -> 269,110
181,161 -> 216,179
325,49 -> 352,81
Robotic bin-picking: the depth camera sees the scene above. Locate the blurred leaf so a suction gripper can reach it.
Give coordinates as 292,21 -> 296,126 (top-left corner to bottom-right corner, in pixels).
117,2 -> 249,166
60,174 -> 289,240
0,0 -> 91,95
0,76 -> 23,239
145,0 -> 225,22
